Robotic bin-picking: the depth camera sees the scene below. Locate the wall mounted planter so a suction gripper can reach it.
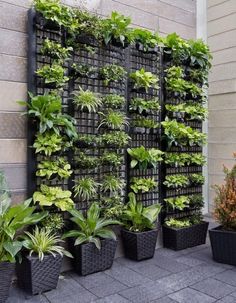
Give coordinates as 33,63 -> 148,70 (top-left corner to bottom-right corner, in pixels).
162,221 -> 209,250
16,254 -> 62,295
0,262 -> 15,303
121,228 -> 158,261
209,226 -> 236,266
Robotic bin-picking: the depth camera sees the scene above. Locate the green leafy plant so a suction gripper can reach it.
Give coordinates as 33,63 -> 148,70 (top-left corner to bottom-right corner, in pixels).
166,103 -> 208,121
20,93 -> 77,139
165,217 -> 191,228
127,146 -> 163,169
161,118 -> 206,148
132,116 -> 159,129
132,28 -> 161,51
71,63 -> 97,78
41,213 -> 65,234
36,157 -> 72,179
188,39 -> 212,70
76,134 -> 98,147
33,132 -> 69,156
190,153 -> 206,166
34,0 -> 75,29
63,202 -> 120,249
73,177 -> 99,201
73,87 -> 102,113
36,64 -> 69,88
40,38 -> 72,62
98,110 -> 129,129
100,195 -> 124,220
102,94 -> 125,109
100,131 -> 130,148
101,175 -> 125,194
129,97 -> 160,114
165,196 -> 190,210
122,192 -> 161,232
74,152 -> 98,169
0,195 -> 47,262
189,194 -> 204,208
164,174 -> 189,188
130,68 -> 159,92
100,152 -> 123,167
101,11 -> 133,46
21,226 -> 72,261
100,64 -> 126,86
164,153 -> 190,167
190,174 -> 205,185
130,177 -> 157,193
33,184 -> 74,211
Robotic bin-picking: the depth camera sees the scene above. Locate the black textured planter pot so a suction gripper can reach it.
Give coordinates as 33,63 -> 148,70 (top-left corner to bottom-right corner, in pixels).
16,254 -> 62,295
121,229 -> 158,261
163,221 -> 209,251
35,12 -> 60,31
0,262 -> 15,303
209,226 -> 236,266
72,239 -> 117,276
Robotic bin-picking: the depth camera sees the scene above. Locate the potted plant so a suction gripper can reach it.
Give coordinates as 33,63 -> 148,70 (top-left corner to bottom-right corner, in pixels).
132,28 -> 159,53
163,214 -> 209,251
75,134 -> 98,148
98,110 -> 129,130
209,156 -> 236,265
129,97 -> 160,115
74,152 -> 99,169
36,63 -> 69,88
33,184 -> 75,211
63,203 -> 120,275
131,116 -> 159,134
127,145 -> 163,169
164,195 -> 190,211
102,94 -> 125,109
100,131 -> 130,148
72,87 -> 102,113
130,68 -> 159,92
0,173 -> 47,303
16,227 -> 72,295
130,177 -> 157,194
121,192 -> 161,261
36,157 -> 72,180
71,64 -> 98,79
100,152 -> 123,168
99,64 -> 127,86
163,174 -> 189,189
40,38 -> 72,62
73,177 -> 100,201
100,174 -> 125,195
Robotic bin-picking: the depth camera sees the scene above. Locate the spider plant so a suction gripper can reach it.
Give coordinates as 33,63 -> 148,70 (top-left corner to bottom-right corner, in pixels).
98,110 -> 129,129
73,87 -> 102,113
101,175 -> 125,194
73,177 -> 100,201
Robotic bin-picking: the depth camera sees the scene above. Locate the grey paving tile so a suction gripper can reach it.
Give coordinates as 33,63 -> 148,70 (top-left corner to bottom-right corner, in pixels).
104,262 -> 152,287
152,297 -> 177,303
168,288 -> 216,303
89,280 -> 127,298
118,281 -> 173,303
69,271 -> 116,289
7,284 -> 49,303
176,255 -> 205,267
216,296 -> 236,303
230,291 -> 236,298
128,262 -> 171,281
151,253 -> 191,273
94,294 -> 130,302
213,270 -> 236,287
44,276 -> 97,303
157,263 -> 226,292
191,277 -> 236,299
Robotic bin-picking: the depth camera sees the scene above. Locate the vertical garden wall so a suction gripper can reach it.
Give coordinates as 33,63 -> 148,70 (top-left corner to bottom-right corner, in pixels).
25,0 -> 211,235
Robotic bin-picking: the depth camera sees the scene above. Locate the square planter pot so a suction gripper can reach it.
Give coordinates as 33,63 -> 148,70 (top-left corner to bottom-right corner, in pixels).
121,229 -> 158,261
0,262 -> 15,303
163,221 -> 209,251
72,239 -> 117,276
16,254 -> 63,295
209,226 -> 236,266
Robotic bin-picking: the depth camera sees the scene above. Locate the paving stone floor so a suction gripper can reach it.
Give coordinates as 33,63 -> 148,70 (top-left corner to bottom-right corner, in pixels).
7,230 -> 236,303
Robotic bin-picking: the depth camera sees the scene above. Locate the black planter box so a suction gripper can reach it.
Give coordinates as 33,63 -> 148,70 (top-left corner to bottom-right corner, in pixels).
0,262 -> 15,303
121,229 -> 158,261
163,221 -> 209,250
72,239 -> 117,276
209,226 -> 236,266
16,254 -> 62,295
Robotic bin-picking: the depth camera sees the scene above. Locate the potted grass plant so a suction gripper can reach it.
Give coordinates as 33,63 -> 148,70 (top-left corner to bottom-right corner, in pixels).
16,227 -> 72,295
0,171 -> 47,303
209,154 -> 236,265
121,192 -> 161,261
63,202 -> 120,275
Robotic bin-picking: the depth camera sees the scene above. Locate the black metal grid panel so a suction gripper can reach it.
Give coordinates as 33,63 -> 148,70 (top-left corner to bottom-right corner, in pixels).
127,46 -> 161,207
70,40 -> 127,211
162,51 -> 205,220
28,11 -> 71,198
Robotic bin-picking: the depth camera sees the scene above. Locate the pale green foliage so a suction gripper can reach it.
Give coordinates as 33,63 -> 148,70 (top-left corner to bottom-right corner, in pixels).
165,196 -> 190,210
36,157 -> 72,179
98,110 -> 129,129
130,177 -> 157,193
164,174 -> 189,188
33,132 -> 66,156
127,146 -> 163,169
101,175 -> 125,194
73,87 -> 102,113
130,68 -> 159,92
165,218 -> 191,228
73,177 -> 99,201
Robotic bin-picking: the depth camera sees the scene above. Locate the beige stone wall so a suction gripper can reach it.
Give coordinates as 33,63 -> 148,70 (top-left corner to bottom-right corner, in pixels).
207,0 -> 236,209
0,0 -> 196,201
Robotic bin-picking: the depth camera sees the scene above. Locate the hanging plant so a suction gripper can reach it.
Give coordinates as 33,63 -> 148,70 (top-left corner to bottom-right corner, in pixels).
100,64 -> 127,86
130,68 -> 159,92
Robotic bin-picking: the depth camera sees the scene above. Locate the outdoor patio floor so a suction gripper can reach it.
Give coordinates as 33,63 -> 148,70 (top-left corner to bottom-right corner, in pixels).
7,226 -> 236,303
